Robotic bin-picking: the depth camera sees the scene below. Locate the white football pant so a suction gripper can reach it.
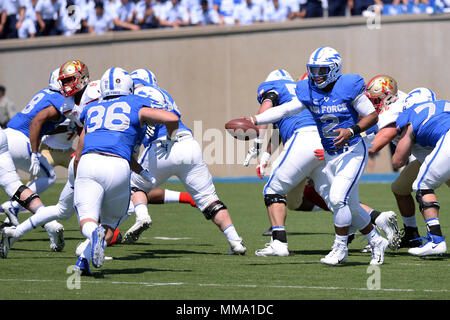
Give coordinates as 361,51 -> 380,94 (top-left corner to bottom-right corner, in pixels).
0,129 -> 23,197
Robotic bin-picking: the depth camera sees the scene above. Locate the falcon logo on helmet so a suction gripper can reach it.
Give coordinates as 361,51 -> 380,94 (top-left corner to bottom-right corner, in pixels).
403,87 -> 437,111
265,69 -> 293,82
366,75 -> 398,114
58,60 -> 90,97
100,67 -> 134,97
306,47 -> 342,89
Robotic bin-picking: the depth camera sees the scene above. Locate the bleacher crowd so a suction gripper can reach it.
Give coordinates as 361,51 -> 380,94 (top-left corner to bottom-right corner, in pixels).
0,0 -> 448,39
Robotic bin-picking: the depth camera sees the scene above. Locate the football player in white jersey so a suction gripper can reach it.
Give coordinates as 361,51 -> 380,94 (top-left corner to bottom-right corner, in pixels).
250,47 -> 389,265
365,77 -> 443,248
126,68 -> 247,256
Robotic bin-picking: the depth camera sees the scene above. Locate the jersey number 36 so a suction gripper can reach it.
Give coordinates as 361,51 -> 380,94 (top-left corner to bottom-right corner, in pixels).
85,102 -> 131,133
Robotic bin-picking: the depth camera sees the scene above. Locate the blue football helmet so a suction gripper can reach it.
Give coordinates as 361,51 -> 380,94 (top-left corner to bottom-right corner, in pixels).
306,47 -> 342,89
403,87 -> 437,111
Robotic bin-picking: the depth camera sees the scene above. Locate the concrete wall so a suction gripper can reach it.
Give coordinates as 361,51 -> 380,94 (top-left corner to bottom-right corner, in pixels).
1,14 -> 449,177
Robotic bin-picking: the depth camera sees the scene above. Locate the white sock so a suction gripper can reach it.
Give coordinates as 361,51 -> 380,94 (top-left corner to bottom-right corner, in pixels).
365,228 -> 381,244
335,234 -> 348,246
81,221 -> 98,241
222,224 -> 240,241
80,241 -> 92,263
134,203 -> 150,221
402,215 -> 417,228
22,206 -> 58,234
164,190 -> 181,203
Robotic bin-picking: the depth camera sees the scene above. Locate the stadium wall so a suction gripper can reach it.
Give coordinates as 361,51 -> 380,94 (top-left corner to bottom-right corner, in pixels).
1,14 -> 449,178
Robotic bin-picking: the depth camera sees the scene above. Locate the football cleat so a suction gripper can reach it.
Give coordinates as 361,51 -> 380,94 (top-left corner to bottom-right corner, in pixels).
1,201 -> 20,227
0,226 -> 18,259
91,226 -> 106,268
255,239 -> 289,257
73,257 -> 93,277
320,241 -> 348,265
399,225 -> 422,248
408,233 -> 447,257
374,211 -> 401,250
228,238 -> 247,255
369,237 -> 388,265
44,220 -> 65,252
262,226 -> 272,237
123,217 -> 152,244
360,244 -> 371,253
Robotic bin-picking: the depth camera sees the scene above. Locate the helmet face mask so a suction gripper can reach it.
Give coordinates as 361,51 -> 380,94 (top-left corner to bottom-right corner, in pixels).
306,47 -> 342,89
365,75 -> 398,114
58,60 -> 89,97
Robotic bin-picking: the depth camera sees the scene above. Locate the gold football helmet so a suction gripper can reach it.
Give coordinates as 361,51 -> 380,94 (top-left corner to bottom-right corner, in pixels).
366,75 -> 398,114
58,60 -> 89,97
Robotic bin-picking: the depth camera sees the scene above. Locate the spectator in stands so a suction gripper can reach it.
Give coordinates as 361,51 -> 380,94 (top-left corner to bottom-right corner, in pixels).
0,0 -> 27,39
349,0 -> 382,15
158,0 -> 190,28
214,0 -> 239,25
0,85 -> 18,129
135,0 -> 160,28
59,0 -> 83,35
300,0 -> 323,18
112,0 -> 140,31
328,0 -> 349,16
191,0 -> 221,25
75,0 -> 95,33
18,0 -> 37,38
281,0 -> 302,19
88,1 -> 113,33
233,0 -> 262,24
263,0 -> 289,22
35,0 -> 62,36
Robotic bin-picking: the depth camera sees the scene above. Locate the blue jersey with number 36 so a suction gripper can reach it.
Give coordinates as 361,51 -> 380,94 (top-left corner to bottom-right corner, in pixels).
80,95 -> 149,161
295,74 -> 365,151
257,79 -> 315,143
396,100 -> 450,148
7,88 -> 65,138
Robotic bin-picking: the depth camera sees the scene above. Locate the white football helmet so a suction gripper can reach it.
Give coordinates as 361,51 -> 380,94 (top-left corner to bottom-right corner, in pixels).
49,68 -> 61,92
100,67 -> 134,97
265,69 -> 293,82
306,46 -> 342,89
131,68 -> 158,87
403,87 -> 437,110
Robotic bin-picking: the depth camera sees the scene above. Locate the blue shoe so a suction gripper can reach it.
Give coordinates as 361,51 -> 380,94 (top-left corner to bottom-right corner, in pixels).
90,226 -> 106,268
74,257 -> 93,276
408,232 -> 447,257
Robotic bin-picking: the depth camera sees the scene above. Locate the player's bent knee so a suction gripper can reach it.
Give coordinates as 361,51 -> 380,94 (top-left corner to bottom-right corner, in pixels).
415,189 -> 440,212
202,200 -> 227,220
12,185 -> 40,208
264,194 -> 287,207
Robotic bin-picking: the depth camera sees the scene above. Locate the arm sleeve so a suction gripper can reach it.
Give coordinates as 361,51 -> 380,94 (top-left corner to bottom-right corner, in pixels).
352,93 -> 375,117
254,97 -> 305,125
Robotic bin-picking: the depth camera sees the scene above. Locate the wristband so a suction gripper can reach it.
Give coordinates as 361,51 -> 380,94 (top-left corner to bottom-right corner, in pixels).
349,125 -> 361,137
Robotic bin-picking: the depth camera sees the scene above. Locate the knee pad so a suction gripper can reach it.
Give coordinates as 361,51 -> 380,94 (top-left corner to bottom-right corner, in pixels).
202,200 -> 227,220
12,185 -> 40,208
264,194 -> 286,207
415,189 -> 440,212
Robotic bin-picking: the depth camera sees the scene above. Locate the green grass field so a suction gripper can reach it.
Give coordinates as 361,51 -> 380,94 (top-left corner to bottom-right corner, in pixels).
0,182 -> 449,300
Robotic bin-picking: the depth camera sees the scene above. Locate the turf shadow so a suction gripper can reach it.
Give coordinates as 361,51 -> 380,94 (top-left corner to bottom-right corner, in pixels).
94,267 -> 192,277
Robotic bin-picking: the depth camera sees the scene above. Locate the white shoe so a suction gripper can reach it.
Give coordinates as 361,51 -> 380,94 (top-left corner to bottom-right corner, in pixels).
44,220 -> 65,252
75,239 -> 90,257
369,237 -> 388,265
320,241 -> 348,265
375,211 -> 401,250
228,238 -> 247,255
408,233 -> 447,257
0,226 -> 18,259
91,226 -> 106,268
1,201 -> 20,227
360,244 -> 371,253
255,239 -> 289,257
123,217 -> 152,244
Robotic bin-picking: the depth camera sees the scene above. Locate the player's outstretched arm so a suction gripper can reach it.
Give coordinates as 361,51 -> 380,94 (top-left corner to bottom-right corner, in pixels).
251,97 -> 304,125
139,107 -> 179,139
29,105 -> 61,153
392,124 -> 414,169
369,123 -> 398,155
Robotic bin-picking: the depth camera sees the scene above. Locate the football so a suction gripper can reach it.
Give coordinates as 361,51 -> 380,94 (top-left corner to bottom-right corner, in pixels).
225,118 -> 259,140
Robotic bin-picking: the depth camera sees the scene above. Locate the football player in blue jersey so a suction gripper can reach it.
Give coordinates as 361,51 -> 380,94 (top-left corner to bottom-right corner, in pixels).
392,96 -> 450,257
125,68 -> 247,256
72,67 -> 180,275
1,67 -> 71,252
250,47 -> 389,265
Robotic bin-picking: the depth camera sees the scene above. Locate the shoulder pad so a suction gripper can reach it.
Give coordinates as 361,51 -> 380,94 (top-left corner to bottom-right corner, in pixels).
295,79 -> 311,103
334,74 -> 365,101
